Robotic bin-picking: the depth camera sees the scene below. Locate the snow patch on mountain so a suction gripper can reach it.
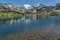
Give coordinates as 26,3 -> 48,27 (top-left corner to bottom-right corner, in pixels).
24,4 -> 31,9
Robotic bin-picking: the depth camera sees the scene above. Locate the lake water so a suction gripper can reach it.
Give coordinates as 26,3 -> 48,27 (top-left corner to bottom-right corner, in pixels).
0,16 -> 60,37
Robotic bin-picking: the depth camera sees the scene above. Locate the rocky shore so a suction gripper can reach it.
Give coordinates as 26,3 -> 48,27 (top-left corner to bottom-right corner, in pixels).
0,32 -> 59,40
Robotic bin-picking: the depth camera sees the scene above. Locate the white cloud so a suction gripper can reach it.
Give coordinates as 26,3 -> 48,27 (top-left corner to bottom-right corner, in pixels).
24,4 -> 31,9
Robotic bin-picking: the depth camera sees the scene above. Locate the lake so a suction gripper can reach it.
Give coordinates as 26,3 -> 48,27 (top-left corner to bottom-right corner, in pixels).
0,16 -> 60,38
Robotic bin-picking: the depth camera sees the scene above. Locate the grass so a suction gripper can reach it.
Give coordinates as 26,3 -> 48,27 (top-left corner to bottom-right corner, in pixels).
0,11 -> 24,19
54,36 -> 60,40
0,11 -> 59,19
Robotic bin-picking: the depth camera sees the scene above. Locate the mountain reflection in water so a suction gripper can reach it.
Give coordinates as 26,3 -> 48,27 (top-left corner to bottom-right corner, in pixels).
0,16 -> 60,37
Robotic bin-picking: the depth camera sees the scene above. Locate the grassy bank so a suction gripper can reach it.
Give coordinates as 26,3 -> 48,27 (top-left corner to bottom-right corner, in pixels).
0,11 -> 24,19
0,11 -> 59,19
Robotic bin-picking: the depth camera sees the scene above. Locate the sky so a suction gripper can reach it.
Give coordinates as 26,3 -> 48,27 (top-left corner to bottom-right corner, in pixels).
0,0 -> 60,6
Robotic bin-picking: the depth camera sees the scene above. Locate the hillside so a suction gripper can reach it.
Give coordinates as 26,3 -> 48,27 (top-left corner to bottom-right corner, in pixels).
0,3 -> 60,16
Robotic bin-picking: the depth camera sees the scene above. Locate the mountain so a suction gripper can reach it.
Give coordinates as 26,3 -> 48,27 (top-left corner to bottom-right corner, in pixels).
27,3 -> 60,13
0,3 -> 60,14
0,3 -> 26,13
27,4 -> 48,13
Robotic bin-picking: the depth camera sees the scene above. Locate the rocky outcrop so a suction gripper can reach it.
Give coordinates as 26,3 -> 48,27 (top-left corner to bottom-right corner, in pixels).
0,3 -> 60,14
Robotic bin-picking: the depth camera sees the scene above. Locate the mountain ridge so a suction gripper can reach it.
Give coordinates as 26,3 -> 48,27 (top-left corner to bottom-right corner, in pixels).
0,3 -> 60,14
